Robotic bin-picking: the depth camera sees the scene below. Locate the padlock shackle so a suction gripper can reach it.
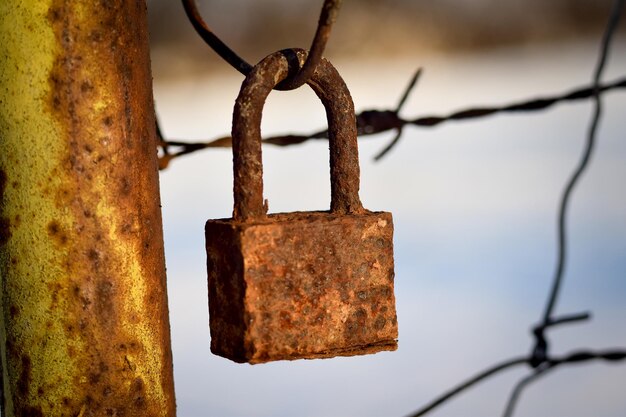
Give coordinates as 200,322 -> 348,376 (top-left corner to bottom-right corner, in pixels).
232,49 -> 364,221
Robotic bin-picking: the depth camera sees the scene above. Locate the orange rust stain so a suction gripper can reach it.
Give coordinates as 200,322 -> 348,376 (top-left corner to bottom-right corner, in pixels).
46,220 -> 68,246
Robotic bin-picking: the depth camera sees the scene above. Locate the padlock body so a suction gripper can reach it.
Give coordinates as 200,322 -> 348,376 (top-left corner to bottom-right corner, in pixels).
205,211 -> 397,364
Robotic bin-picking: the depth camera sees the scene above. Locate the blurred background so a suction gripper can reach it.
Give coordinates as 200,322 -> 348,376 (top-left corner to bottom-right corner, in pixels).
147,0 -> 621,78
147,1 -> 626,416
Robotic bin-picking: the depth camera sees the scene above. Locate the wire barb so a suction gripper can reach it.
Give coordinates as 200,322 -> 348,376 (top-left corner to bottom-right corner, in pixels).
373,68 -> 422,161
539,0 -> 624,330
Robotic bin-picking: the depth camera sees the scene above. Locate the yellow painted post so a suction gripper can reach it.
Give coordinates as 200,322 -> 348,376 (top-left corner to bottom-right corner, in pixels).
0,1 -> 176,415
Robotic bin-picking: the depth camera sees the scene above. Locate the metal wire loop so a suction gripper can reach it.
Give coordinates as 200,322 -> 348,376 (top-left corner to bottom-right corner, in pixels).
181,0 -> 342,91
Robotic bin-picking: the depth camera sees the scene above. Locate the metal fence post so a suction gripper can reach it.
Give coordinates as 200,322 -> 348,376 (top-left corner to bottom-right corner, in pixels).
0,1 -> 176,415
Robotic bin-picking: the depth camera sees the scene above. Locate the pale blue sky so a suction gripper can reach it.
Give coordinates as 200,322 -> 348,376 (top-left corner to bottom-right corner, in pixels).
155,39 -> 626,417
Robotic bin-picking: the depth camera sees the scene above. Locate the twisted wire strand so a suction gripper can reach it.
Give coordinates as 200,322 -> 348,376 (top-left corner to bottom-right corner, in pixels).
156,75 -> 626,168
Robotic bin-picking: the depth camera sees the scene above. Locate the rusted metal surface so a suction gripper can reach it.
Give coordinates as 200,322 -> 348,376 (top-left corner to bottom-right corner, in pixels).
206,50 -> 397,364
206,212 -> 397,364
0,1 -> 175,415
157,73 -> 626,169
232,49 -> 363,221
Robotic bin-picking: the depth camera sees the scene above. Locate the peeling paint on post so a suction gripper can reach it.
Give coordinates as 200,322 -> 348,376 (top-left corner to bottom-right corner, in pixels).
0,1 -> 176,416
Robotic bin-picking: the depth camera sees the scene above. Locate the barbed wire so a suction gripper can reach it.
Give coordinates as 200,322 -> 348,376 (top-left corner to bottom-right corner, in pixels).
171,1 -> 626,415
156,74 -> 626,169
407,1 -> 626,416
407,349 -> 626,417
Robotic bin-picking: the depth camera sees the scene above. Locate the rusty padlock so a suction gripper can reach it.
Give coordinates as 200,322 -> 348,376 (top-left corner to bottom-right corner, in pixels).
205,49 -> 397,364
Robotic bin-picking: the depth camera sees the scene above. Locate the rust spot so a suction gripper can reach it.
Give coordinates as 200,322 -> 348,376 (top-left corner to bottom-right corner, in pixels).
103,116 -> 113,127
47,220 -> 69,246
89,30 -> 103,43
47,6 -> 62,22
134,396 -> 146,409
131,377 -> 143,392
374,315 -> 387,330
47,220 -> 60,235
9,305 -> 20,318
49,72 -> 60,86
121,223 -> 132,234
51,94 -> 62,109
67,346 -> 76,359
80,80 -> 94,93
48,282 -> 62,309
88,372 -> 101,385
120,177 -> 130,196
47,70 -> 65,112
17,355 -> 32,396
131,377 -> 146,408
87,248 -> 99,262
56,187 -> 71,202
37,387 -> 44,396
